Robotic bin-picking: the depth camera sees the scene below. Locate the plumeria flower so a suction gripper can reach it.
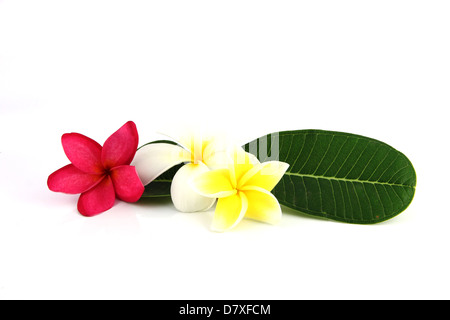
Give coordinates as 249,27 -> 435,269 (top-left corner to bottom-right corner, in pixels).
47,121 -> 144,216
132,133 -> 237,212
190,150 -> 289,232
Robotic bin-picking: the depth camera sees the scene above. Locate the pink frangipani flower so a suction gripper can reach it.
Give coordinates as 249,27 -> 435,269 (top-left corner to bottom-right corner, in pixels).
47,121 -> 144,216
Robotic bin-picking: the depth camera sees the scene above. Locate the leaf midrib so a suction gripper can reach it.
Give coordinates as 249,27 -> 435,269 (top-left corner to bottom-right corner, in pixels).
284,171 -> 415,188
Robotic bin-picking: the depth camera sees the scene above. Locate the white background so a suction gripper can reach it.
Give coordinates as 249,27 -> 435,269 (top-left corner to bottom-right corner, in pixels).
0,0 -> 449,300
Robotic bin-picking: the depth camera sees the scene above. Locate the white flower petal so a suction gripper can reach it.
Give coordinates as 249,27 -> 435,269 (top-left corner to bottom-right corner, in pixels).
171,162 -> 216,213
131,142 -> 191,185
157,129 -> 208,159
202,137 -> 238,168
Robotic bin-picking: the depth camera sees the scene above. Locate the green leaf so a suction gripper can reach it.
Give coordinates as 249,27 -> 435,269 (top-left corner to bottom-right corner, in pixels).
141,163 -> 183,197
243,130 -> 416,224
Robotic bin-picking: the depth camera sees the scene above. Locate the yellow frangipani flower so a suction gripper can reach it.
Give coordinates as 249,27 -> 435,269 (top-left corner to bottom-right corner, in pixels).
191,150 -> 289,232
132,132 -> 238,212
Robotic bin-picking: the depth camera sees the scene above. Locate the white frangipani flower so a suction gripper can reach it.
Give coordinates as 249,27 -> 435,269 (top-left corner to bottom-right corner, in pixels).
131,132 -> 241,212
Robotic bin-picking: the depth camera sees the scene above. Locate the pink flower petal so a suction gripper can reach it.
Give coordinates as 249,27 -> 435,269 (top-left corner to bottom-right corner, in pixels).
77,176 -> 116,216
101,121 -> 139,170
62,133 -> 104,174
47,164 -> 104,194
110,165 -> 144,202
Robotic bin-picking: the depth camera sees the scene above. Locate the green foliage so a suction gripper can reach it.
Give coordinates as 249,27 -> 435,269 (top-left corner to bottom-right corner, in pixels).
141,163 -> 182,197
244,130 -> 416,224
